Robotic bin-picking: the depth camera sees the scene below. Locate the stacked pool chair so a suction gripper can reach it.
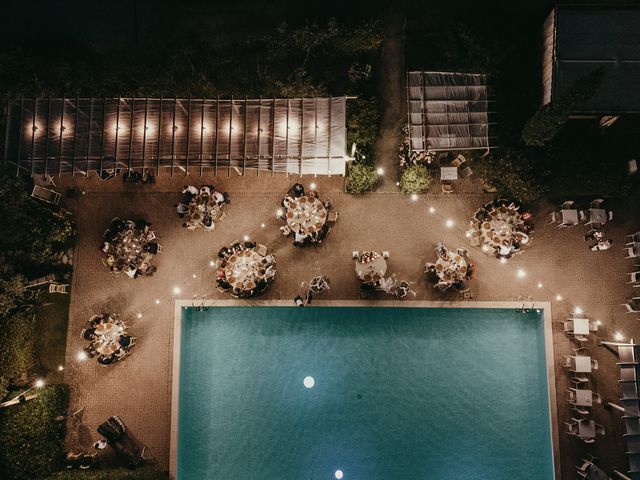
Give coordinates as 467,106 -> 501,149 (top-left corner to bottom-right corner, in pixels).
616,343 -> 640,479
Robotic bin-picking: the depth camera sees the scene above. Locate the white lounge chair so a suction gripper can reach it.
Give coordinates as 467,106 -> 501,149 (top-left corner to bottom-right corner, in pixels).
49,283 -> 69,294
31,185 -> 61,205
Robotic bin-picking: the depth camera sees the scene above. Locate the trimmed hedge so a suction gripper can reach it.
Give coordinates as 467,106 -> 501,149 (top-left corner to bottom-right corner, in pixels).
46,466 -> 169,480
522,67 -> 604,147
345,163 -> 378,193
399,165 -> 432,195
0,385 -> 68,480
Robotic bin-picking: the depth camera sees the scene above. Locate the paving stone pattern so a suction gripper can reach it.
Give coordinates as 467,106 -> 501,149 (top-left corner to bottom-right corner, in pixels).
57,172 -> 640,478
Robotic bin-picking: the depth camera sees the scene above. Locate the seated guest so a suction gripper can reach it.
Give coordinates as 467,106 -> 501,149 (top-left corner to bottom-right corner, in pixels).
465,263 -> 475,280
100,242 -> 110,253
291,183 -> 305,197
176,203 -> 189,217
143,242 -> 159,254
144,265 -> 157,276
85,345 -> 97,358
118,335 -> 132,348
425,270 -> 439,285
222,192 -> 231,204
213,190 -> 225,205
83,328 -> 96,341
323,200 -> 333,210
591,239 -> 613,251
97,355 -> 113,366
294,231 -> 306,245
244,241 -> 256,249
283,195 -> 294,209
294,296 -> 305,307
125,266 -> 137,278
453,279 -> 467,290
218,246 -> 231,259
200,186 -> 211,196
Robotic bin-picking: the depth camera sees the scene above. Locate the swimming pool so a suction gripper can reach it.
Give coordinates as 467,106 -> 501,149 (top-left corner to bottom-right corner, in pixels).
172,304 -> 556,480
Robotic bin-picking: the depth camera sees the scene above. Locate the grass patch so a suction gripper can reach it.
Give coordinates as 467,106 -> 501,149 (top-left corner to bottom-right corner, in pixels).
0,385 -> 68,480
33,292 -> 70,376
46,466 -> 169,480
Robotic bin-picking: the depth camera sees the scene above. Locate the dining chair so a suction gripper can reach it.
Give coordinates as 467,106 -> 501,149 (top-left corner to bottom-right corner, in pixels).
626,232 -> 640,244
549,212 -> 558,224
626,246 -> 639,259
628,272 -> 640,285
590,199 -> 604,208
608,210 -> 614,221
450,156 -> 464,168
588,320 -> 599,332
578,210 -> 586,222
595,423 -> 605,436
352,251 -> 360,259
572,405 -> 590,415
441,181 -> 453,194
591,359 -> 599,370
622,300 -> 640,313
562,200 -> 575,209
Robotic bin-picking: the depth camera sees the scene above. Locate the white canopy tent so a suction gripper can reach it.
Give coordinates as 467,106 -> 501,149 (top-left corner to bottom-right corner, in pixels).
407,71 -> 495,152
3,97 -> 347,177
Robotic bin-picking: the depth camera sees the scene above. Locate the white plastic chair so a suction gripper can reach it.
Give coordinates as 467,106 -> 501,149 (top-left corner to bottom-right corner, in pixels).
626,247 -> 639,259
628,272 -> 640,285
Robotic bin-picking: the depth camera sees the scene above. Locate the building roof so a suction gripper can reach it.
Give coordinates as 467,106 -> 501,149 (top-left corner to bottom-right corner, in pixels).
544,5 -> 640,114
3,97 -> 348,177
407,71 -> 495,152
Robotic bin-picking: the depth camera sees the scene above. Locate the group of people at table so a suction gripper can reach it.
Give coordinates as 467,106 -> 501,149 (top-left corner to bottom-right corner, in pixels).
551,199 -> 614,251
215,241 -> 276,298
81,313 -> 135,366
176,185 -> 229,231
101,218 -> 159,278
425,242 -> 475,292
279,183 -> 334,247
467,198 -> 533,260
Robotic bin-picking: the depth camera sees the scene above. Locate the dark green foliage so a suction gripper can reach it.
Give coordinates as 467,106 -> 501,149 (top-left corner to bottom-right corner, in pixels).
46,466 -> 169,480
522,68 -> 605,147
475,147 -> 549,202
347,98 -> 380,164
0,175 -> 75,269
0,385 -> 68,480
0,19 -> 382,101
345,163 -> 378,193
0,175 -> 74,398
399,165 -> 432,195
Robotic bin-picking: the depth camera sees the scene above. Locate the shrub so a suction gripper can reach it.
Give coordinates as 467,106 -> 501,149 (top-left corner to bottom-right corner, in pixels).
399,165 -> 432,195
46,466 -> 170,480
474,146 -> 547,202
347,97 -> 380,164
522,67 -> 604,147
345,163 -> 378,193
0,385 -> 68,480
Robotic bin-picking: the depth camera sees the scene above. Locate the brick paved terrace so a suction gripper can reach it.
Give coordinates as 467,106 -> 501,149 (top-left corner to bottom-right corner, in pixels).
56,172 -> 639,479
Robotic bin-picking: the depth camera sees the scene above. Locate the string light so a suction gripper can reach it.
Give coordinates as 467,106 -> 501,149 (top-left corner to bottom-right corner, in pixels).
376,167 -> 384,175
555,294 -> 562,301
429,207 -> 435,214
77,351 -> 88,361
57,365 -> 64,371
155,299 -> 161,304
209,260 -> 215,267
136,313 -> 143,318
410,194 -> 418,202
574,307 -> 583,315
614,331 -> 625,342
516,269 -> 526,278
34,379 -> 45,389
445,219 -> 454,228
243,235 -> 250,242
537,282 -> 543,288
172,287 -> 182,295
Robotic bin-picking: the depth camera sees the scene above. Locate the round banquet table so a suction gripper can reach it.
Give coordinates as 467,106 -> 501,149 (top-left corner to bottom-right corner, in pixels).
478,206 -> 522,249
355,254 -> 387,283
435,253 -> 467,283
224,249 -> 267,293
94,320 -> 125,355
286,195 -> 327,235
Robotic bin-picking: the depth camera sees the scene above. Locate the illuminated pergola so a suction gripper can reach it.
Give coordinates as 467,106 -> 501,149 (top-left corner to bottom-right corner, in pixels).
3,97 -> 348,177
407,71 -> 496,152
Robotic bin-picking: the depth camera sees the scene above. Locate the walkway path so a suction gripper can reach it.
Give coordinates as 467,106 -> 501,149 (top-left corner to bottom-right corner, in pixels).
373,14 -> 405,192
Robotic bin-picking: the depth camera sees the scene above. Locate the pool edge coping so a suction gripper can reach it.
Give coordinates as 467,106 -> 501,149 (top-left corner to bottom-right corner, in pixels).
169,300 -> 558,480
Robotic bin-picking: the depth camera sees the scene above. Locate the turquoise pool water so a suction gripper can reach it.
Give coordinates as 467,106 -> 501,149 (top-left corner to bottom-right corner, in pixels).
176,307 -> 554,480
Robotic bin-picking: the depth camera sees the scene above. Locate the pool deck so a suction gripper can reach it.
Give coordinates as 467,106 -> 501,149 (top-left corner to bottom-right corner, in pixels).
56,173 -> 640,479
